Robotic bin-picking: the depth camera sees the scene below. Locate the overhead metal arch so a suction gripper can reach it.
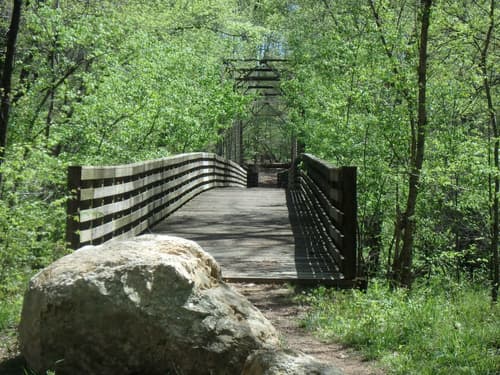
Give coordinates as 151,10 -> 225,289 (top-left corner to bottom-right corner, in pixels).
219,58 -> 293,166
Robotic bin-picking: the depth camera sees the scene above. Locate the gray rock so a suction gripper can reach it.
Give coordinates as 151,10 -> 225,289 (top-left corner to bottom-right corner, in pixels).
242,349 -> 344,375
19,235 -> 278,375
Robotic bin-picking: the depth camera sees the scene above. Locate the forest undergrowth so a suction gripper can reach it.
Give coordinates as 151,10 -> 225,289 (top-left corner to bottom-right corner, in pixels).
299,279 -> 500,375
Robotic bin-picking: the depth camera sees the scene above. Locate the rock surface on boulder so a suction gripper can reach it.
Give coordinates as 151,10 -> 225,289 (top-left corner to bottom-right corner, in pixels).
242,349 -> 344,375
19,235 -> 279,375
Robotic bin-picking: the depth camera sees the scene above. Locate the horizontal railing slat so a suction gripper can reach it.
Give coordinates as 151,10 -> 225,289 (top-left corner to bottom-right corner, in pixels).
302,154 -> 341,182
67,152 -> 247,249
298,171 -> 344,225
80,159 -> 216,201
289,153 -> 357,281
289,189 -> 342,275
79,167 -> 216,222
294,185 -> 344,269
298,175 -> 344,249
303,162 -> 342,204
80,152 -> 214,180
79,177 -> 214,243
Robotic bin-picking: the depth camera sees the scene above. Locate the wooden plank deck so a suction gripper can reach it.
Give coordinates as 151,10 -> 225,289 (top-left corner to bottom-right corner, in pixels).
151,187 -> 343,283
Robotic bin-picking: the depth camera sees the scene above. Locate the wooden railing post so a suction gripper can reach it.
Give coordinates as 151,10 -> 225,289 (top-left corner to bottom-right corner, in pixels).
340,166 -> 357,280
213,154 -> 217,185
66,166 -> 82,250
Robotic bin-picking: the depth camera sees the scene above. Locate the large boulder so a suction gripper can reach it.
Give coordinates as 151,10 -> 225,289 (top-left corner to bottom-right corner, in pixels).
19,235 -> 279,375
242,349 -> 344,375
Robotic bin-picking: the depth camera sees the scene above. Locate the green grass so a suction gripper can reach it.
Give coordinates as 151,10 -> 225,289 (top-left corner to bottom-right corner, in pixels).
298,280 -> 500,375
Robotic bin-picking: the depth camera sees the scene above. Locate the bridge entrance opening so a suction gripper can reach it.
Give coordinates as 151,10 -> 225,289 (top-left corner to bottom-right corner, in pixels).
220,58 -> 297,187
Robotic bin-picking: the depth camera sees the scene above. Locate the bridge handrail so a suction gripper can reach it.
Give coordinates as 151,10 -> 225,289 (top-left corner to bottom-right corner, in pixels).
66,153 -> 247,249
290,153 -> 357,280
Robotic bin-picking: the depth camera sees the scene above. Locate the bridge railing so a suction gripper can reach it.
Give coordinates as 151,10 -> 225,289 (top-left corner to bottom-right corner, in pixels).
289,153 -> 357,280
66,153 -> 247,249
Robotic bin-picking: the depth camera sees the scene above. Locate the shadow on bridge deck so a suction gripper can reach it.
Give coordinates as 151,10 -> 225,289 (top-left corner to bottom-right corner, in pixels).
151,187 -> 344,285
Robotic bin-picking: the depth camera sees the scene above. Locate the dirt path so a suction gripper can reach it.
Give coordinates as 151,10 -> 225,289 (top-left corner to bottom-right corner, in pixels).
231,282 -> 385,375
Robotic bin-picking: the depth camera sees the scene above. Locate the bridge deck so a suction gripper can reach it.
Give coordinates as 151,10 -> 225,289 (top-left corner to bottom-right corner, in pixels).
152,187 -> 342,283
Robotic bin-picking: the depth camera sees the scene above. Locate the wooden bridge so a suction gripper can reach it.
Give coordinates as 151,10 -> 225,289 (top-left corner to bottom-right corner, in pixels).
66,153 -> 359,287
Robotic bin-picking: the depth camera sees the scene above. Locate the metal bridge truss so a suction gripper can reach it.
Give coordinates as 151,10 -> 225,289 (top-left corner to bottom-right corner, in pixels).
220,58 -> 298,166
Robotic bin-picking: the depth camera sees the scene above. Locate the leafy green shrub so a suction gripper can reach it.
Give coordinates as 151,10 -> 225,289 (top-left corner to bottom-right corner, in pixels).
0,147 -> 68,300
299,280 -> 500,374
0,295 -> 22,332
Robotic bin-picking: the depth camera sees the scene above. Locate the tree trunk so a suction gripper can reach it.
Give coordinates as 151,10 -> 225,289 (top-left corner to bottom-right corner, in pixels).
481,0 -> 498,303
365,212 -> 383,278
0,0 -> 22,187
392,0 -> 432,288
44,0 -> 60,146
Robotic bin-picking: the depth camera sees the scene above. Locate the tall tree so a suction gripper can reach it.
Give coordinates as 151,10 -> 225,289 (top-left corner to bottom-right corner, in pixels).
479,0 -> 498,302
367,0 -> 433,287
391,0 -> 433,288
0,0 -> 22,187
